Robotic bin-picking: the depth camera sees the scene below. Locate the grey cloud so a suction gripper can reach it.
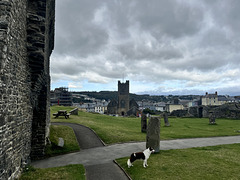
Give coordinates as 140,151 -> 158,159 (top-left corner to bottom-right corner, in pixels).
51,0 -> 240,95
117,41 -> 183,61
54,0 -> 108,57
199,28 -> 232,48
132,0 -> 204,39
206,0 -> 240,32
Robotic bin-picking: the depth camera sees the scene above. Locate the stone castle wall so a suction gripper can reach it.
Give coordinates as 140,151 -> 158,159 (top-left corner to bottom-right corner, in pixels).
0,0 -> 55,179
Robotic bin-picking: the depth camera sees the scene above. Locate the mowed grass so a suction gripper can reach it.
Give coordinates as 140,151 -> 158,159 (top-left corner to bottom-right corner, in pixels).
51,106 -> 146,144
20,125 -> 83,179
45,125 -> 80,156
24,106 -> 240,180
19,164 -> 85,180
116,143 -> 240,180
51,106 -> 240,144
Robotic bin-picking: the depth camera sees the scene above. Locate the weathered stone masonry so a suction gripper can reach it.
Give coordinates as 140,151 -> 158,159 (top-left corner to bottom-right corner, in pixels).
0,0 -> 55,179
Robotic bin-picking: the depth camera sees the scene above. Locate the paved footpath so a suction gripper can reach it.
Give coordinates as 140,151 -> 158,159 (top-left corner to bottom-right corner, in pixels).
41,122 -> 129,180
32,123 -> 240,180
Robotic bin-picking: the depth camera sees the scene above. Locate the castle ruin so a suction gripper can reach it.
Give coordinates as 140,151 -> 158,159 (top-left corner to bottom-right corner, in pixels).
0,0 -> 55,179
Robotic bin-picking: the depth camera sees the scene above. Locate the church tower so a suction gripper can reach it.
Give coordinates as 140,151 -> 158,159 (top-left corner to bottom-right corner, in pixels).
118,80 -> 130,116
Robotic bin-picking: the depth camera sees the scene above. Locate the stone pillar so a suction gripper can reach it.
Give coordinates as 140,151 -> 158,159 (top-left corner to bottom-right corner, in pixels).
163,112 -> 170,127
146,117 -> 160,152
141,113 -> 147,133
209,111 -> 216,125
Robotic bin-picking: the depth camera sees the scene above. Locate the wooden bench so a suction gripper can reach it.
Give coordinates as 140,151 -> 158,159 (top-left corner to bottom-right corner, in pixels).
53,110 -> 70,119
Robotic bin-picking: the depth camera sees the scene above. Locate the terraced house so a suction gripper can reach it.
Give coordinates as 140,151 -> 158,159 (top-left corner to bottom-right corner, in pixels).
201,92 -> 229,106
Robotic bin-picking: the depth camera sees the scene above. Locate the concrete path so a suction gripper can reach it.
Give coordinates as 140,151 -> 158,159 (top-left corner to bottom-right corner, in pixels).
52,122 -> 105,149
32,123 -> 240,179
32,135 -> 240,168
47,122 -> 129,180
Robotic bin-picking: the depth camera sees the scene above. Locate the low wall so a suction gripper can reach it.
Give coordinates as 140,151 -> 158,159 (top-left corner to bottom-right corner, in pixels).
171,103 -> 240,119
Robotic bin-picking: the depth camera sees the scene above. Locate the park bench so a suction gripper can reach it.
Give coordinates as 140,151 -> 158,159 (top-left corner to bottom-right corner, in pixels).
53,110 -> 70,119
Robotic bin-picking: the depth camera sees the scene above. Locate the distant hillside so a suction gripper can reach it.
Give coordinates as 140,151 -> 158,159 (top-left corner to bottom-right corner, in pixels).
72,91 -> 118,101
72,91 -> 199,103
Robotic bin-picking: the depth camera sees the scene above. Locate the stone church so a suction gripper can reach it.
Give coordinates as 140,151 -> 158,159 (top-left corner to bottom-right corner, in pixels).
107,80 -> 139,116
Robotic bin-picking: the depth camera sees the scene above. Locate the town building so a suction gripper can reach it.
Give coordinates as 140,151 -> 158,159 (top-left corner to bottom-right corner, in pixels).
165,104 -> 184,113
154,102 -> 166,111
74,100 -> 108,114
50,87 -> 72,106
94,101 -> 108,114
201,92 -> 231,106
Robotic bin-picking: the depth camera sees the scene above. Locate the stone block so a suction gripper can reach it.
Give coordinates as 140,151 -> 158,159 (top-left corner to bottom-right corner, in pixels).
146,117 -> 160,152
0,21 -> 8,29
58,138 -> 64,147
69,108 -> 78,115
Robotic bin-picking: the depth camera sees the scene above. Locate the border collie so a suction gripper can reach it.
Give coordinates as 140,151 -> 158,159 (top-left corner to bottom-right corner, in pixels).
127,147 -> 155,168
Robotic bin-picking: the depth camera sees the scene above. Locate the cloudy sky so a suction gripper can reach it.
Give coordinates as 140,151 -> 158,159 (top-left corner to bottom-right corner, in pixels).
50,0 -> 240,95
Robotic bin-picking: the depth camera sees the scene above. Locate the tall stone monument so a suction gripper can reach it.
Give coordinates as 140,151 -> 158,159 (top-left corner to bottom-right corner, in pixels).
141,113 -> 147,133
209,111 -> 216,125
163,112 -> 170,126
146,117 -> 160,152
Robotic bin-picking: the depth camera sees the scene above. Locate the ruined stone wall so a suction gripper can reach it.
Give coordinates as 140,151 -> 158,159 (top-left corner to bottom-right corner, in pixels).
0,1 -> 32,178
27,0 -> 55,159
173,103 -> 240,119
0,0 -> 55,179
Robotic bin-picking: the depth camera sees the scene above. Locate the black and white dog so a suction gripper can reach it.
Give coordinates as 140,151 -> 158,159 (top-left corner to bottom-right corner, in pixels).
127,147 -> 155,168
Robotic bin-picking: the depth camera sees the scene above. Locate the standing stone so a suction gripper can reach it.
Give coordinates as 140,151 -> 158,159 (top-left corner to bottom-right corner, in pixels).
209,111 -> 216,125
163,112 -> 170,127
146,117 -> 160,152
141,113 -> 147,133
58,138 -> 64,147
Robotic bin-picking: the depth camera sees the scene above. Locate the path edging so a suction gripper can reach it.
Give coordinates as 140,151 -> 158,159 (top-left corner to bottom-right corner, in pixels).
113,160 -> 132,180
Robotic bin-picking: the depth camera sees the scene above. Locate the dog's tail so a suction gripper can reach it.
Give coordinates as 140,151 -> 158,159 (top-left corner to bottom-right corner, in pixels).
127,159 -> 131,168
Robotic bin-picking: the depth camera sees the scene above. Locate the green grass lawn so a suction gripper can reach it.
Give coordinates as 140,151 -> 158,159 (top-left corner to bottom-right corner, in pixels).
45,125 -> 80,156
19,164 -> 85,180
24,106 -> 240,180
20,124 -> 83,179
51,106 -> 240,144
116,143 -> 240,180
